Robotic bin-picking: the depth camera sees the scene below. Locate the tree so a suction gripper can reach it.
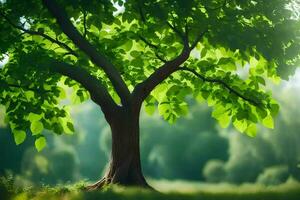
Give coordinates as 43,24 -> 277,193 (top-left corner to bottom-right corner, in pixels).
0,0 -> 299,189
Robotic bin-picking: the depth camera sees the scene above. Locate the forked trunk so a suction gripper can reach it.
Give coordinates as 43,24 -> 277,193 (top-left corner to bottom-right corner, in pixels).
87,106 -> 151,190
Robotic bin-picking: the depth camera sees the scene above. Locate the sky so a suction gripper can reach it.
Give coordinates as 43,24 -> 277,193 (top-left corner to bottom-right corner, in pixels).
282,68 -> 300,89
0,54 -> 8,68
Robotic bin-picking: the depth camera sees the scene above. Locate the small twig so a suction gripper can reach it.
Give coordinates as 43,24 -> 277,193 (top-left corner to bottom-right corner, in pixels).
139,35 -> 168,62
190,29 -> 209,50
166,21 -> 189,48
178,66 -> 260,106
83,11 -> 87,39
138,1 -> 146,23
204,0 -> 228,11
154,53 -> 168,63
2,82 -> 51,93
139,35 -> 159,49
184,20 -> 189,41
0,11 -> 78,57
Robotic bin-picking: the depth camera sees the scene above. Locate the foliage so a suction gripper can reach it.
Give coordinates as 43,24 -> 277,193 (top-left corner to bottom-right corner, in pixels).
20,147 -> 79,185
202,160 -> 226,183
1,0 -> 299,151
202,81 -> 300,184
0,127 -> 34,175
256,165 -> 289,186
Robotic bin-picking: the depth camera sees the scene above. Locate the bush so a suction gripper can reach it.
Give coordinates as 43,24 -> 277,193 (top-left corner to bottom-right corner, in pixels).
256,165 -> 289,185
21,147 -> 79,185
203,160 -> 226,183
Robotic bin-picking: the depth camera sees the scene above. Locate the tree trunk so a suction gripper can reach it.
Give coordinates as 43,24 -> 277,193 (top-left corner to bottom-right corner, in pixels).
87,105 -> 151,190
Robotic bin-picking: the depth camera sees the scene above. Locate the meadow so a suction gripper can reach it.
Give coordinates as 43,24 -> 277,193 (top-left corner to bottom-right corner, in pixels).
1,178 -> 300,200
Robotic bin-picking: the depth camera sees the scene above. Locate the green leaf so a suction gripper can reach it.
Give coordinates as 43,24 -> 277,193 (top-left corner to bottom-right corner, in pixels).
201,48 -> 207,58
58,87 -> 66,99
245,123 -> 257,137
207,95 -> 216,106
256,76 -> 266,85
67,122 -> 75,132
131,57 -> 144,67
28,112 -> 43,122
212,105 -> 227,119
262,115 -> 274,129
195,92 -> 205,103
152,83 -> 168,102
111,91 -> 121,104
256,107 -> 268,119
212,105 -> 231,128
130,51 -> 140,57
250,57 -> 259,68
13,130 -> 26,145
145,103 -> 155,115
233,119 -> 248,133
24,91 -> 34,100
37,28 -> 45,33
123,40 -> 133,51
72,89 -> 89,104
30,120 -> 44,135
218,57 -> 233,65
219,114 -> 231,128
236,109 -> 248,120
270,103 -> 280,116
158,103 -> 170,116
177,103 -> 189,116
166,113 -> 177,124
35,137 -> 46,152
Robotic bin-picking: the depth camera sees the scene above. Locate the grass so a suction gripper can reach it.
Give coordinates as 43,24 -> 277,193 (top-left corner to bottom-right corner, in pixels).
1,178 -> 300,200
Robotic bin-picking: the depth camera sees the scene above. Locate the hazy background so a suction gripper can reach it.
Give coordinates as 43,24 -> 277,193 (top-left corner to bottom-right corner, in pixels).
0,69 -> 300,188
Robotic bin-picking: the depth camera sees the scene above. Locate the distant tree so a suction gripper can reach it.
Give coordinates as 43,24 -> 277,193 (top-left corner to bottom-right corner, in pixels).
203,159 -> 226,183
0,127 -> 33,174
0,0 -> 299,189
139,103 -> 228,180
256,165 -> 289,185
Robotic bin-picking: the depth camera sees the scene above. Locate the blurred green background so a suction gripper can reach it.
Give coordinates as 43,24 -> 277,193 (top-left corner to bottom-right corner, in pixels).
0,69 -> 300,190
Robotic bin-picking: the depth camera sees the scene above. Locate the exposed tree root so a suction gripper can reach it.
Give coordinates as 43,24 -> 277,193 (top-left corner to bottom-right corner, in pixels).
85,177 -> 108,191
85,173 -> 155,191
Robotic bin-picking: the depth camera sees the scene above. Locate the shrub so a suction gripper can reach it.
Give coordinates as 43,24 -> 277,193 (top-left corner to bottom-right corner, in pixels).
256,165 -> 289,185
203,160 -> 226,183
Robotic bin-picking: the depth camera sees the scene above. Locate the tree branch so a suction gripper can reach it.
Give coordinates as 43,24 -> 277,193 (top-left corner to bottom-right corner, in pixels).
0,11 -> 78,57
167,21 -> 189,48
132,47 -> 190,104
1,82 -> 50,94
83,11 -> 87,39
138,35 -> 168,63
138,36 -> 159,49
190,29 -> 209,50
133,23 -> 208,104
42,0 -> 131,105
204,0 -> 228,11
178,66 -> 260,106
48,60 -> 118,115
138,1 -> 146,23
184,20 -> 189,41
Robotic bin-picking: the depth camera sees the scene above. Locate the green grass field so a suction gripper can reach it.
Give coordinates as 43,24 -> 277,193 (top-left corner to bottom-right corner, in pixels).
1,179 -> 300,200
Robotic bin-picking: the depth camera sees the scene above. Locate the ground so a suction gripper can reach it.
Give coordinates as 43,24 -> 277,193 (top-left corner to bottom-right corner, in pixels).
1,179 -> 300,200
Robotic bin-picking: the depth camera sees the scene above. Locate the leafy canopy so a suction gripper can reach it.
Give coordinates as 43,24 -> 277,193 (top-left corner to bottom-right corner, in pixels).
0,0 -> 300,151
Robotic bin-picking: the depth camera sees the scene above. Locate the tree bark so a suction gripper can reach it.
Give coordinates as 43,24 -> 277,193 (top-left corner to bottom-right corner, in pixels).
87,105 -> 151,190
